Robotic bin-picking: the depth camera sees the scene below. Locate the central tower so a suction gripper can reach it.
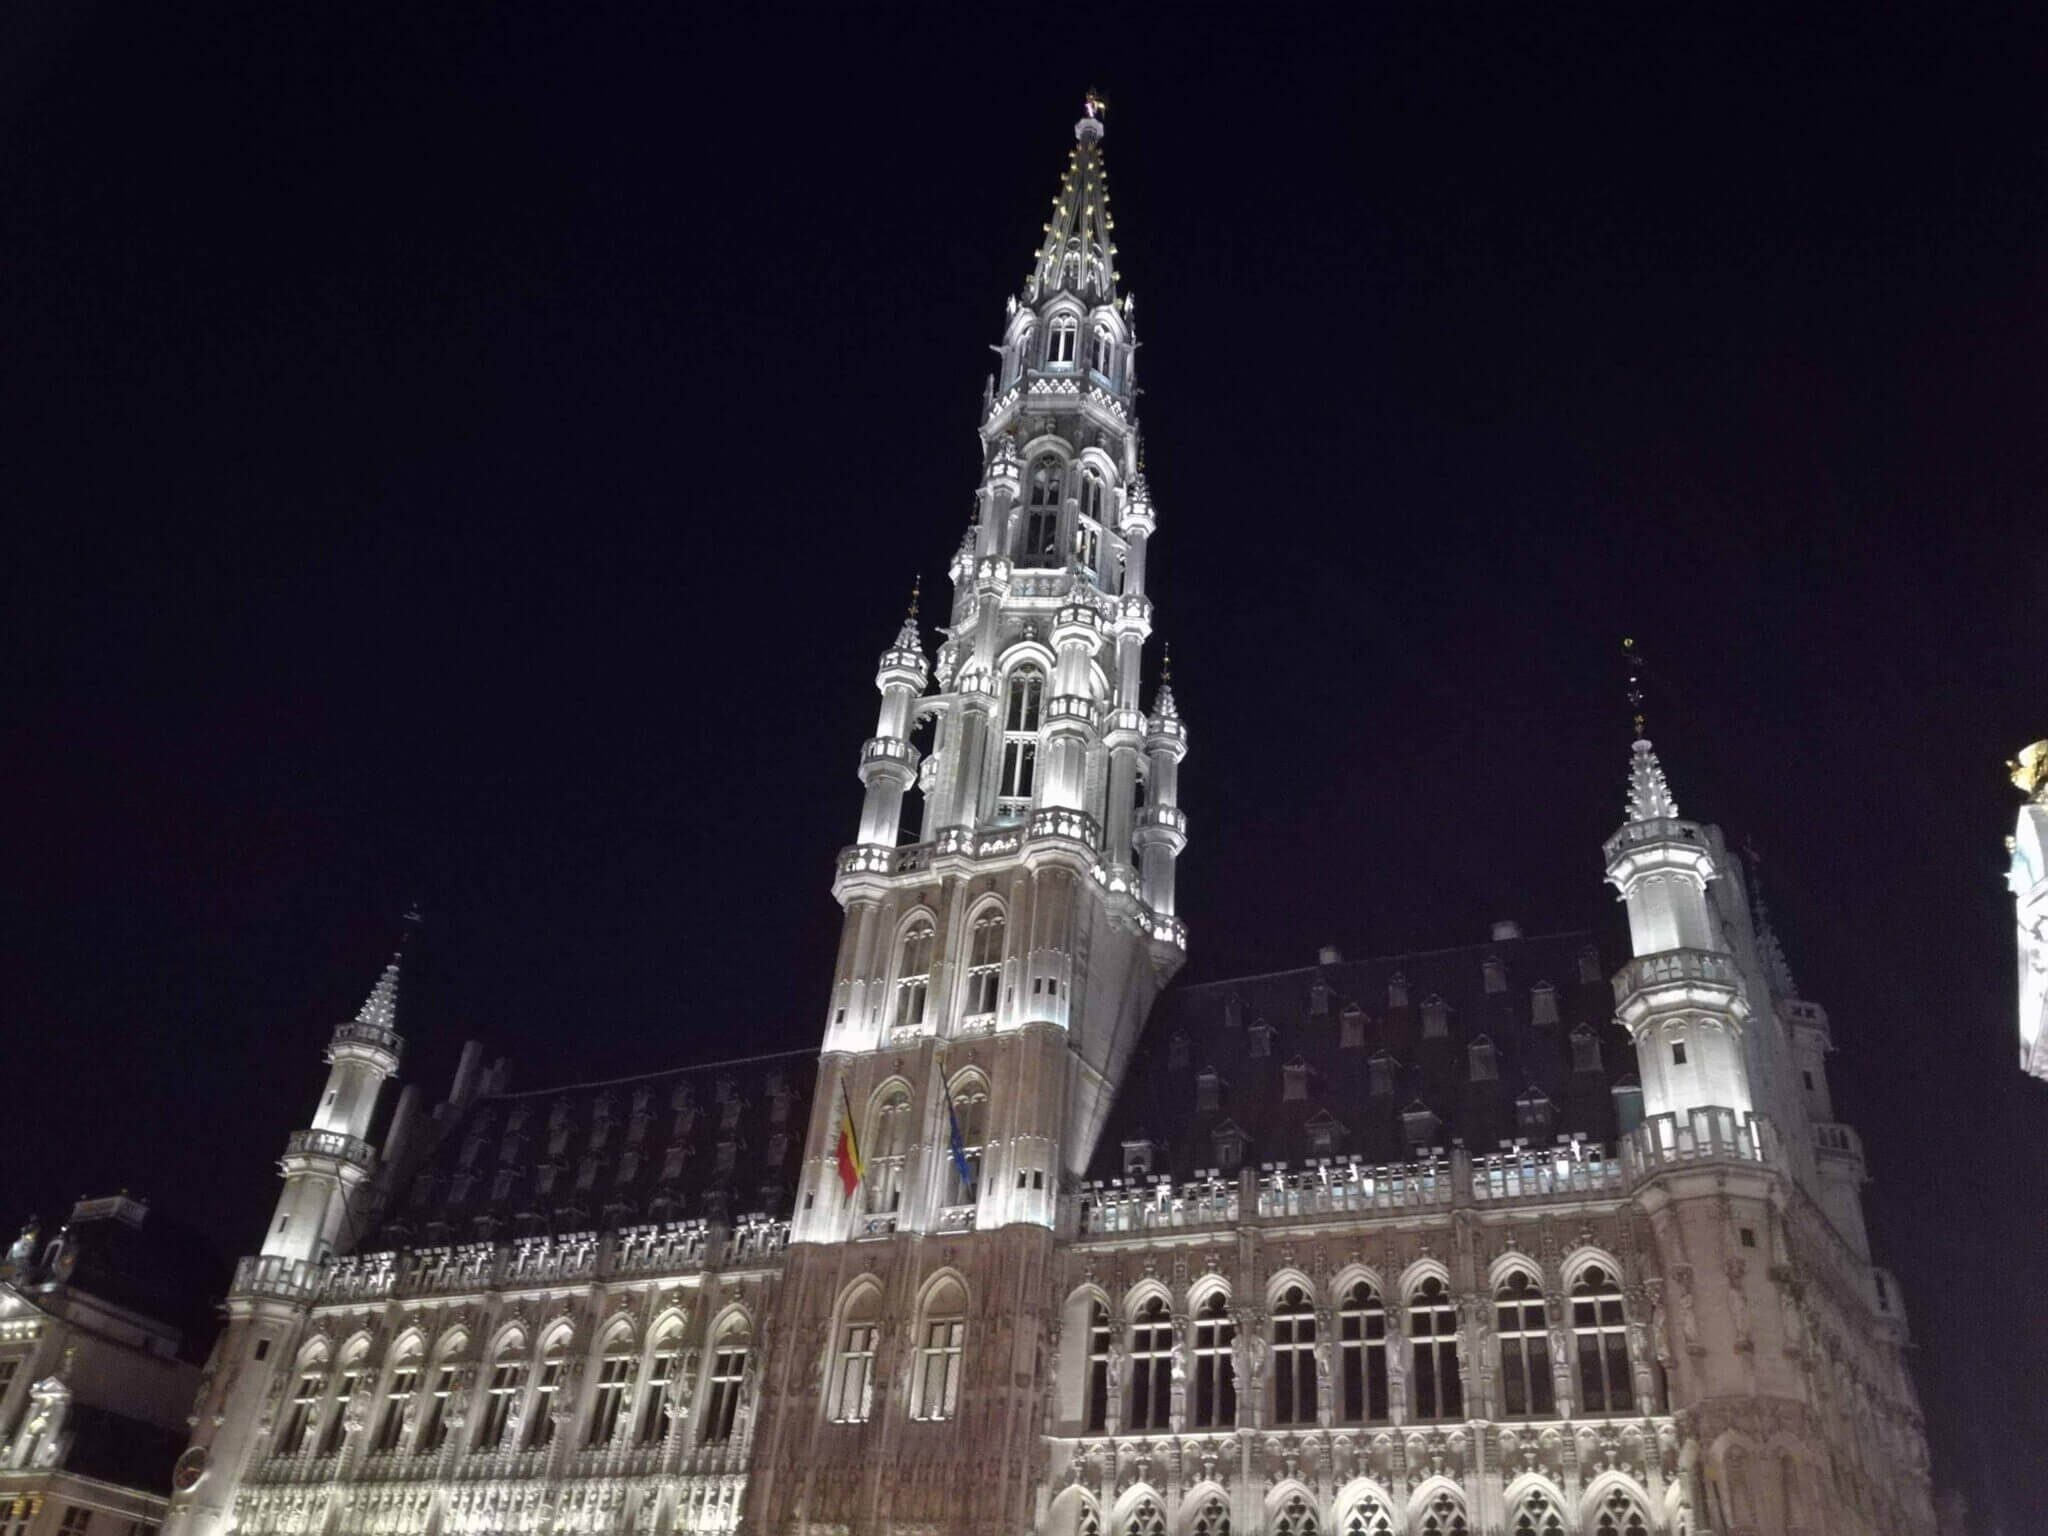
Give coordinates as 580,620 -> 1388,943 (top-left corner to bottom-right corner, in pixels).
747,98 -> 1187,1535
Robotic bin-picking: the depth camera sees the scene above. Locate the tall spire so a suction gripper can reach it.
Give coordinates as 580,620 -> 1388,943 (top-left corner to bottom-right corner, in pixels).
1025,93 -> 1118,304
352,908 -> 420,1033
1621,638 -> 1678,821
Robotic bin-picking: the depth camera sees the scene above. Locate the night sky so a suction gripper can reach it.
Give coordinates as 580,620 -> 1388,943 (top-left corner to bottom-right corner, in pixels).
5,5 -> 2043,1527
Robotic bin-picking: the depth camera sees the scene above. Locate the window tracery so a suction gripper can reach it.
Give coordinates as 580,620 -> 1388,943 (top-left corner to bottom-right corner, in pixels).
1573,1266 -> 1632,1414
1271,1285 -> 1317,1426
1496,1270 -> 1555,1416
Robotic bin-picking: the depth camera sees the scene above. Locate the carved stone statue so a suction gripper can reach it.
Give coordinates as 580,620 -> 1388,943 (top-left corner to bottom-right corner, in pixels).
1674,1267 -> 1701,1351
1726,1259 -> 1752,1349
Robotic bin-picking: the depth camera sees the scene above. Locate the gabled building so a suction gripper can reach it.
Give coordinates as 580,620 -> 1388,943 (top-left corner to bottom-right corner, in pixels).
160,99 -> 1933,1536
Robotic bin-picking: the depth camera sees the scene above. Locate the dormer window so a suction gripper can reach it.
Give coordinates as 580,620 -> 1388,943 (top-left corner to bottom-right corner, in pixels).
1340,1006 -> 1365,1050
1123,1138 -> 1154,1177
1468,1037 -> 1498,1082
1369,1051 -> 1397,1097
1282,1058 -> 1309,1100
1168,1032 -> 1191,1070
1247,1021 -> 1274,1058
1222,994 -> 1244,1031
1401,1103 -> 1440,1148
1578,945 -> 1602,984
1388,973 -> 1410,1009
1516,1089 -> 1553,1136
1196,1069 -> 1221,1113
1421,996 -> 1449,1038
1571,1023 -> 1603,1073
1306,1113 -> 1343,1158
1046,313 -> 1078,368
1212,1124 -> 1244,1171
1309,977 -> 1331,1016
1482,956 -> 1506,994
1530,982 -> 1559,1026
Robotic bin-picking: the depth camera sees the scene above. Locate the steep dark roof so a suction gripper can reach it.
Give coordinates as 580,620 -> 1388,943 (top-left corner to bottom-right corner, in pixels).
19,1198 -> 227,1361
371,1051 -> 816,1245
1089,928 -> 1637,1181
60,1402 -> 187,1492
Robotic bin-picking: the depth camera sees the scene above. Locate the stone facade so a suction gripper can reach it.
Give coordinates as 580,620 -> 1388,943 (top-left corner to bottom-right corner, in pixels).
2009,739 -> 2048,1080
159,101 -> 1934,1536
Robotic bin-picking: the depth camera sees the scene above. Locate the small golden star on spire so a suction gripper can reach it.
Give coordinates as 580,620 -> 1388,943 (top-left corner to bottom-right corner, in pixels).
1083,90 -> 1108,121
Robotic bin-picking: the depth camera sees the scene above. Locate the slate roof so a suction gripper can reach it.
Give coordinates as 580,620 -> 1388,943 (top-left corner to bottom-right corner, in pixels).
59,1402 -> 187,1492
373,1051 -> 816,1245
1088,928 -> 1638,1181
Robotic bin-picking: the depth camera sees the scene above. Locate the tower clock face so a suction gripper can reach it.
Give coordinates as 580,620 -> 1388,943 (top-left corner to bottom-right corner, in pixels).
172,1444 -> 208,1492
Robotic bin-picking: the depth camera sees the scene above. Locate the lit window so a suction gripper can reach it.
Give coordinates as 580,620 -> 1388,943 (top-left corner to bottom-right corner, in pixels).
371,1356 -> 420,1452
1572,1265 -> 1632,1415
964,910 -> 1005,1021
1271,1284 -> 1317,1426
1495,1271 -> 1554,1417
1084,1301 -> 1111,1432
1408,1278 -> 1463,1420
525,1345 -> 567,1448
1089,321 -> 1114,376
915,1279 -> 967,1420
1047,313 -> 1078,367
637,1332 -> 682,1445
701,1327 -> 749,1443
1127,1296 -> 1173,1431
476,1360 -> 523,1450
894,921 -> 935,1032
999,668 -> 1044,811
416,1361 -> 458,1452
944,1076 -> 987,1206
1191,1292 -> 1236,1428
319,1360 -> 364,1454
832,1291 -> 881,1423
586,1350 -> 633,1446
1021,462 -> 1062,566
280,1366 -> 326,1454
865,1087 -> 913,1215
1338,1281 -> 1388,1422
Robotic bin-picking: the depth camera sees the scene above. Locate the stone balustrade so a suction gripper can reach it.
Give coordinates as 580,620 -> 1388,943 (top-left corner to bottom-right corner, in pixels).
328,1020 -> 403,1060
231,1254 -> 319,1304
283,1128 -> 377,1171
1620,1108 -> 1774,1182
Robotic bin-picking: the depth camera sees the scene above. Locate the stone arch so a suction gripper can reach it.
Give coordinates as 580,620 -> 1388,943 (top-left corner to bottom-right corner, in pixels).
1330,1262 -> 1389,1303
1406,1478 -> 1469,1535
1177,1480 -> 1231,1535
1579,1473 -> 1654,1536
1487,1250 -> 1548,1291
596,1312 -> 637,1351
1045,1485 -> 1103,1536
1123,1275 -> 1173,1320
1331,1477 -> 1400,1535
1502,1473 -> 1571,1534
1110,1483 -> 1168,1536
1397,1258 -> 1452,1302
1264,1266 -> 1317,1310
1186,1272 -> 1231,1312
1560,1244 -> 1626,1290
1265,1480 -> 1324,1534
915,1265 -> 970,1316
995,637 -> 1060,679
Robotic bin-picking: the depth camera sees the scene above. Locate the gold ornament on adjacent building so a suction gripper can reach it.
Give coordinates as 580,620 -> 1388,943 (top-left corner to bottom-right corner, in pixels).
2011,739 -> 2048,800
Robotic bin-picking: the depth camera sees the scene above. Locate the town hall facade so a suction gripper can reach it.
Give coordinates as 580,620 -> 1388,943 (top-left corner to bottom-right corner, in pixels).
158,102 -> 1935,1536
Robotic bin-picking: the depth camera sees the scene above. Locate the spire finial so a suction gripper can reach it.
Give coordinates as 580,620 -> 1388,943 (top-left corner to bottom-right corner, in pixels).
907,575 -> 921,623
1079,90 -> 1107,142
1161,643 -> 1173,686
1623,636 -> 1647,741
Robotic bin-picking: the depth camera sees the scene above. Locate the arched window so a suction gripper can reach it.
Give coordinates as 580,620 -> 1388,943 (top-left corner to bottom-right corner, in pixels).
865,1085 -> 913,1215
702,1316 -> 750,1443
1592,1489 -> 1650,1536
1416,1491 -> 1469,1536
525,1334 -> 568,1448
417,1334 -> 464,1452
1128,1296 -> 1173,1431
963,910 -> 1005,1024
1272,1494 -> 1320,1535
1271,1285 -> 1317,1426
637,1321 -> 684,1445
1076,1504 -> 1102,1536
1047,313 -> 1078,368
1509,1491 -> 1566,1534
1409,1278 -> 1463,1420
944,1073 -> 988,1206
371,1340 -> 421,1453
893,921 -> 935,1033
1188,1496 -> 1230,1535
1022,461 -> 1062,565
586,1334 -> 635,1446
1090,321 -> 1115,377
1073,513 -> 1102,573
1338,1281 -> 1388,1422
1573,1266 -> 1632,1414
1496,1271 -> 1555,1416
319,1345 -> 368,1455
1341,1499 -> 1394,1535
477,1341 -> 525,1451
915,1277 -> 967,1420
1121,1499 -> 1166,1536
832,1287 -> 882,1423
1190,1292 -> 1235,1428
1084,1301 -> 1112,1432
279,1351 -> 327,1455
999,668 -> 1044,812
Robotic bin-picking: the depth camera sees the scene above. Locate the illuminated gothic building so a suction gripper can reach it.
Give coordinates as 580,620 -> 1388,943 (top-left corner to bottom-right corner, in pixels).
161,102 -> 1935,1536
2009,740 -> 2048,1080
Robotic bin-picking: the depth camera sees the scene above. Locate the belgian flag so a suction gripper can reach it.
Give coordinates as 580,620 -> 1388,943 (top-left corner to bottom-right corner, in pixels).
834,1081 -> 865,1197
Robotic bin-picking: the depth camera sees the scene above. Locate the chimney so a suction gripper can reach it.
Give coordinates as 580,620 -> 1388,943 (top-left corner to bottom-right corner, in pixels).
1318,945 -> 1343,965
449,1040 -> 485,1107
1490,920 -> 1522,942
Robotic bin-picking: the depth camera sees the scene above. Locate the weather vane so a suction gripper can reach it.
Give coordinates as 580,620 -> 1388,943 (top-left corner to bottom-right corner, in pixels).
1084,90 -> 1107,121
1623,636 -> 1646,739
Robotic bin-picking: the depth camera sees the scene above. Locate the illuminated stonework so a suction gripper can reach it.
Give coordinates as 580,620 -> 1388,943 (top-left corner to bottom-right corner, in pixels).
2010,740 -> 2048,1080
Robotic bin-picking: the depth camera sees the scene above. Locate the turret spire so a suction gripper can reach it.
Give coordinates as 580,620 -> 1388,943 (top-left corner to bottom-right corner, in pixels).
1026,95 -> 1118,303
1620,639 -> 1679,821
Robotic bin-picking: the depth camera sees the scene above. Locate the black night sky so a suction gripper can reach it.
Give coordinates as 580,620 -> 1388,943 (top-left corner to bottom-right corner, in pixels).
5,5 -> 2043,1527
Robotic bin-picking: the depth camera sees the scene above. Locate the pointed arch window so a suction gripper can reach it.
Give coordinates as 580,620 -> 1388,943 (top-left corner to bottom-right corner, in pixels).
944,1074 -> 988,1205
865,1085 -> 913,1215
1342,1500 -> 1394,1536
893,920 -> 935,1033
964,910 -> 1005,1023
280,1361 -> 326,1455
1047,312 -> 1078,368
1592,1490 -> 1650,1536
319,1351 -> 366,1455
417,1338 -> 463,1452
371,1344 -> 421,1453
1510,1492 -> 1566,1535
1189,1496 -> 1230,1536
477,1352 -> 524,1450
1022,460 -> 1062,566
1496,1270 -> 1555,1416
1191,1292 -> 1236,1428
1089,321 -> 1115,378
1084,1300 -> 1112,1432
1271,1284 -> 1317,1426
636,1324 -> 684,1445
1273,1494 -> 1320,1534
525,1337 -> 568,1448
831,1288 -> 882,1423
1122,1499 -> 1166,1536
1127,1296 -> 1173,1431
1338,1281 -> 1388,1422
914,1277 -> 967,1420
1572,1265 -> 1632,1414
701,1318 -> 749,1443
586,1339 -> 635,1446
1408,1278 -> 1463,1420
999,668 -> 1044,812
